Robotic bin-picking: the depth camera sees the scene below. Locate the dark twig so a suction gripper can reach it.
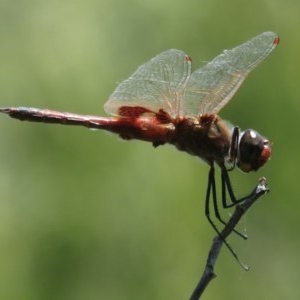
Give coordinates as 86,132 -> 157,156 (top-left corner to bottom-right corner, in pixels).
190,177 -> 269,300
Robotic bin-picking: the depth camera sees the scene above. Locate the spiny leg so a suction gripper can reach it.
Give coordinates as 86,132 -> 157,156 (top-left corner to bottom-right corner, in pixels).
204,166 -> 247,268
221,164 -> 256,208
206,165 -> 246,239
205,165 -> 248,269
226,126 -> 240,171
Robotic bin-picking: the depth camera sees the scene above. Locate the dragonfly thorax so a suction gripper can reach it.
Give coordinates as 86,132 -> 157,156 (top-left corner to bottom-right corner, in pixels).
170,114 -> 232,166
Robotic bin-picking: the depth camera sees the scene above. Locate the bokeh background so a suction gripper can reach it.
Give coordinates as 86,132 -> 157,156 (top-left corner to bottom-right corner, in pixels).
0,0 -> 298,299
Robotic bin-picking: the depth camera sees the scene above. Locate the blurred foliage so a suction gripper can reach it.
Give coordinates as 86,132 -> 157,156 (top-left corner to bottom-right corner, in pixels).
0,0 -> 299,299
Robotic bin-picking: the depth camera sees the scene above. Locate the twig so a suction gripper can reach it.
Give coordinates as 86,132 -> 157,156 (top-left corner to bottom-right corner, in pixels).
189,177 -> 269,300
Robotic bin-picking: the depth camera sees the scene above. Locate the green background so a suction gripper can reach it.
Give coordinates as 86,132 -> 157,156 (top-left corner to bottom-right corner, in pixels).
0,0 -> 298,299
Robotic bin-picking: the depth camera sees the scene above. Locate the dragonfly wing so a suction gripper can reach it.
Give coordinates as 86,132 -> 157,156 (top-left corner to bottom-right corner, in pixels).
104,49 -> 191,118
182,32 -> 279,116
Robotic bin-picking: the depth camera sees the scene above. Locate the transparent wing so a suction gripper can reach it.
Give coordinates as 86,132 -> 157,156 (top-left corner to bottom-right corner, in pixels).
182,32 -> 279,116
104,49 -> 191,118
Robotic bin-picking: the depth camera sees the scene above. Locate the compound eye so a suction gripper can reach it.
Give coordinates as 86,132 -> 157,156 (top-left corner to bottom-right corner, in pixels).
237,129 -> 271,172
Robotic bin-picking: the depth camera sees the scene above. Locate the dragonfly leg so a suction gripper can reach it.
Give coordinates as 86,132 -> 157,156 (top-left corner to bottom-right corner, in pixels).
205,165 -> 247,239
226,126 -> 240,171
205,165 -> 246,264
221,164 -> 255,208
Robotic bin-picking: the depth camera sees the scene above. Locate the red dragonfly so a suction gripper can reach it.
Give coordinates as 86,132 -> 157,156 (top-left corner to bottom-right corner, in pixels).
0,32 -> 279,263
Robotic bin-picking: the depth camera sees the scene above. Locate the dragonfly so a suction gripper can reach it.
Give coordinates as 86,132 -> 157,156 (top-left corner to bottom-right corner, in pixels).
0,31 -> 279,265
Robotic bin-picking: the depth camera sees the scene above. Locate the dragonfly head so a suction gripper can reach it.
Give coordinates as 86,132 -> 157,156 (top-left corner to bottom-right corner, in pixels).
237,129 -> 271,173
